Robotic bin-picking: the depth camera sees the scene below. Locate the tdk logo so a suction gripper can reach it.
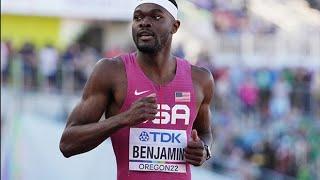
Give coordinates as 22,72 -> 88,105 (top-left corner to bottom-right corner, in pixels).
149,131 -> 181,143
139,131 -> 149,142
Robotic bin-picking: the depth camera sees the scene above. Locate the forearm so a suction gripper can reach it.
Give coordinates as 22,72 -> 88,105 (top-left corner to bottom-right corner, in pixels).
60,113 -> 127,157
198,127 -> 213,147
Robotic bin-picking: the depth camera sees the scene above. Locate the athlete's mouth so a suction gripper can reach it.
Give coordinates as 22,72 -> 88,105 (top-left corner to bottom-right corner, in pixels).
138,30 -> 155,40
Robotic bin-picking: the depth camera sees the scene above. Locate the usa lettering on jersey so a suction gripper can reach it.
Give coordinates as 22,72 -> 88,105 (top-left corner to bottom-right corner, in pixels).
143,104 -> 190,125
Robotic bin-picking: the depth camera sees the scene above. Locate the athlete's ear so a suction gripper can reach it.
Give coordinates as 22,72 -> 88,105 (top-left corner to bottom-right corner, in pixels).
171,20 -> 180,34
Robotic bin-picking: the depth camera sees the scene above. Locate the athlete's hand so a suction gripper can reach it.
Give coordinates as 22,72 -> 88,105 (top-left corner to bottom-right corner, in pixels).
184,129 -> 206,166
123,93 -> 157,127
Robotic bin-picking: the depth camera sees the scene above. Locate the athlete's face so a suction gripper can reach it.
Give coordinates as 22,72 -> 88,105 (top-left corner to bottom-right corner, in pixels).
132,3 -> 180,54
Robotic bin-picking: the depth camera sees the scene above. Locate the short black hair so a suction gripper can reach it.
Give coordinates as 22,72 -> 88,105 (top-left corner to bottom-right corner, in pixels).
168,0 -> 178,9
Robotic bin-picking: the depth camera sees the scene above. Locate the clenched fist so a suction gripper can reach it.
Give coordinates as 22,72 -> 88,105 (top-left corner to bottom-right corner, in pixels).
184,129 -> 207,166
123,93 -> 157,127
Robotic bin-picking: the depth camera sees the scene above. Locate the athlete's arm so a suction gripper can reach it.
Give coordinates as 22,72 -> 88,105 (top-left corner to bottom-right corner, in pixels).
192,68 -> 214,147
59,59 -> 157,158
185,67 -> 214,166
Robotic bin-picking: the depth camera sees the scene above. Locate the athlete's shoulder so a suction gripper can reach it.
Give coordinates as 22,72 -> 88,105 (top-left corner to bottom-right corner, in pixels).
191,65 -> 214,86
87,55 -> 125,86
95,56 -> 124,72
191,65 -> 215,103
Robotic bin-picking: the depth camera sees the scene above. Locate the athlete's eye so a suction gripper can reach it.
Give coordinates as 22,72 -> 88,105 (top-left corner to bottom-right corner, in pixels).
134,15 -> 143,21
154,15 -> 162,20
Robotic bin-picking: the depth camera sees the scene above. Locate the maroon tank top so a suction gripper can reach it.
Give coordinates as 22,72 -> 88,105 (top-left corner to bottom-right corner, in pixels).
110,53 -> 197,180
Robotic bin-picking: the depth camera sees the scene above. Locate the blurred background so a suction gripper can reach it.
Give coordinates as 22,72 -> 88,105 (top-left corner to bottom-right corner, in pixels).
1,0 -> 320,179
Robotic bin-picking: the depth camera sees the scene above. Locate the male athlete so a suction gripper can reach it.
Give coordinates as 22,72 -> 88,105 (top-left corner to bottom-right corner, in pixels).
60,0 -> 214,180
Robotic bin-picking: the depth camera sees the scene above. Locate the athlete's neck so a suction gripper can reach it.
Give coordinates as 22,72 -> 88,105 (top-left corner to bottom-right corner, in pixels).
136,45 -> 177,85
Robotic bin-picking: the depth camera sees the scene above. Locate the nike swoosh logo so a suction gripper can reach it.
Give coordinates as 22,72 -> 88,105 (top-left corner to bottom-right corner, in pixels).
134,90 -> 150,96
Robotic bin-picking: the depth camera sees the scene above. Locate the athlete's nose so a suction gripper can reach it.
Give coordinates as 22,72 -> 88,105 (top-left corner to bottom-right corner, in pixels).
139,17 -> 152,28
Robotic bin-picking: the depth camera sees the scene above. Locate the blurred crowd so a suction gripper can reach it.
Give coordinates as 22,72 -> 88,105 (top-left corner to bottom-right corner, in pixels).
1,40 -> 131,92
196,54 -> 320,179
191,0 -> 277,35
191,0 -> 320,35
